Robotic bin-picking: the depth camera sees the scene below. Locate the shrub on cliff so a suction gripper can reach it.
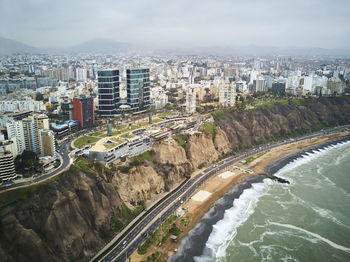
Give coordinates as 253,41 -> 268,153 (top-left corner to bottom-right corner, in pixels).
173,135 -> 186,147
111,215 -> 124,232
203,121 -> 217,139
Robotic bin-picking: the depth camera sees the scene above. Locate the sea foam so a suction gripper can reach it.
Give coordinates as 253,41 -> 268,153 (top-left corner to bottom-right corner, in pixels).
270,222 -> 350,253
193,181 -> 270,262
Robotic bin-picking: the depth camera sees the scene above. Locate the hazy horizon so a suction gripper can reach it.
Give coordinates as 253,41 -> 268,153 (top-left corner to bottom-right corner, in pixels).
1,0 -> 350,50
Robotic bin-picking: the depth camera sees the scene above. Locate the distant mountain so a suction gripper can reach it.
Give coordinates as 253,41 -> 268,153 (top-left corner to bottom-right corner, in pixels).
65,38 -> 131,54
0,37 -> 40,56
160,45 -> 350,57
0,36 -> 349,57
0,37 -> 131,56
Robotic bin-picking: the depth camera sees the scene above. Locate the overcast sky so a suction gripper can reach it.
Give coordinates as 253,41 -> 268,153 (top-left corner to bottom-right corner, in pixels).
1,0 -> 349,49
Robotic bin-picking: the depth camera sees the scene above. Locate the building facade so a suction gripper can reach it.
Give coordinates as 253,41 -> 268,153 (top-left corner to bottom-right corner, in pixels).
126,68 -> 151,113
253,76 -> 267,92
98,69 -> 120,117
22,114 -> 49,155
39,130 -> 56,158
186,86 -> 197,114
272,80 -> 286,94
6,120 -> 26,154
0,148 -> 16,181
73,96 -> 95,128
0,139 -> 18,158
219,82 -> 236,107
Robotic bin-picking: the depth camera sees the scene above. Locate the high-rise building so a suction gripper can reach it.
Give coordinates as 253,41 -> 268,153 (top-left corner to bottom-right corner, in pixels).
76,68 -> 87,82
23,116 -> 37,153
301,76 -> 313,93
253,76 -> 267,92
0,139 -> 18,157
126,68 -> 151,113
0,148 -> 16,181
327,77 -> 345,94
22,114 -> 49,155
73,96 -> 95,128
39,130 -> 56,158
6,120 -> 26,155
98,69 -> 120,117
272,80 -> 286,94
219,81 -> 236,107
186,86 -> 197,114
60,102 -> 73,122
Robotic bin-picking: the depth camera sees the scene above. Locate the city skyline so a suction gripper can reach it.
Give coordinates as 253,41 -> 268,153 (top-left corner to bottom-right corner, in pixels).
1,0 -> 350,51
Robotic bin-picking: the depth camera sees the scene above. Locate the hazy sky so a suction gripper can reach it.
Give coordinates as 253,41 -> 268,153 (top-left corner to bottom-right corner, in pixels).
1,0 -> 349,49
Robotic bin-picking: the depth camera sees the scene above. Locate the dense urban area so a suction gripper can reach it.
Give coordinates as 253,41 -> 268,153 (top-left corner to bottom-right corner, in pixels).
1,54 -> 350,186
0,53 -> 350,262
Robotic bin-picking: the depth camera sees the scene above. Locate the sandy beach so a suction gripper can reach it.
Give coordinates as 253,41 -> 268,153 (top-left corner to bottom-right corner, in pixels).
130,132 -> 350,261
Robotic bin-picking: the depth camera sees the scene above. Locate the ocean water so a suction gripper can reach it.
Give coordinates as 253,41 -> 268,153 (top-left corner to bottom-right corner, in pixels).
170,140 -> 350,262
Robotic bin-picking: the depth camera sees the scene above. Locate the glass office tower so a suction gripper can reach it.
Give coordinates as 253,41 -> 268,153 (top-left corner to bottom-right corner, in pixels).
98,69 -> 119,117
126,68 -> 151,113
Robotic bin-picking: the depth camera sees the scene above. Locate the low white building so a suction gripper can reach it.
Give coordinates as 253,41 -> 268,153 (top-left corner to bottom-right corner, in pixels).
86,135 -> 152,163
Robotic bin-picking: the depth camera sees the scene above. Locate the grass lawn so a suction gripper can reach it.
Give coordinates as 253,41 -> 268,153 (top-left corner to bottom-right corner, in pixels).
74,136 -> 101,148
252,98 -> 305,109
74,158 -> 97,175
120,133 -> 135,139
158,112 -> 171,118
90,131 -> 108,138
112,130 -> 123,136
110,137 -> 125,144
115,124 -> 127,130
151,118 -> 163,123
104,143 -> 118,149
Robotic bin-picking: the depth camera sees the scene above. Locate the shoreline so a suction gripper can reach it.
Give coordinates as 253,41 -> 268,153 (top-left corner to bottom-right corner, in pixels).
130,132 -> 350,261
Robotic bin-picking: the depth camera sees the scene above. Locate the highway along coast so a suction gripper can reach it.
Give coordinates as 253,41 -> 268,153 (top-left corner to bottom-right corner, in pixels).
92,126 -> 350,262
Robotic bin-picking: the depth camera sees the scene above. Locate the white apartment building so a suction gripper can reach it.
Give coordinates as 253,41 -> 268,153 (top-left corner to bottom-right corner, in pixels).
23,114 -> 50,155
236,81 -> 248,93
219,81 -> 236,107
0,100 -> 46,112
301,76 -> 313,93
152,93 -> 168,110
254,76 -> 267,92
76,68 -> 87,82
186,86 -> 197,114
6,120 -> 26,155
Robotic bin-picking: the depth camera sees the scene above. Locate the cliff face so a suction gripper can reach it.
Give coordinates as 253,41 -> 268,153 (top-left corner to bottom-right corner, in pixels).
1,97 -> 350,261
216,97 -> 350,151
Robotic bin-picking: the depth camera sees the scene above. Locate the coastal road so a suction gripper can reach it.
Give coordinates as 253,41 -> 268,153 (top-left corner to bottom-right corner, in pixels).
92,125 -> 350,262
0,137 -> 73,192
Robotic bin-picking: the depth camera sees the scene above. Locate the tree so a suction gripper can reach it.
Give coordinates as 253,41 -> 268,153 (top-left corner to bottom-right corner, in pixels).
91,152 -> 98,168
35,92 -> 44,101
14,151 -> 40,173
165,103 -> 174,110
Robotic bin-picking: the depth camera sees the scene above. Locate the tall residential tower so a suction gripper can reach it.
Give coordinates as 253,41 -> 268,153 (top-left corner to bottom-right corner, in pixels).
126,68 -> 151,113
97,69 -> 120,117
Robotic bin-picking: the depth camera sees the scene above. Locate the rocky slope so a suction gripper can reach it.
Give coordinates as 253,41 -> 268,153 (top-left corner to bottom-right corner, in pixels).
215,97 -> 350,151
1,97 -> 350,261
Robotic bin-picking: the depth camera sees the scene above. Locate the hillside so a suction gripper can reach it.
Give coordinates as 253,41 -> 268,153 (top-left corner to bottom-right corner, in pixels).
0,37 -> 40,56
